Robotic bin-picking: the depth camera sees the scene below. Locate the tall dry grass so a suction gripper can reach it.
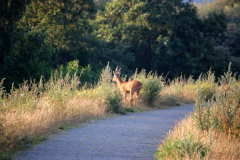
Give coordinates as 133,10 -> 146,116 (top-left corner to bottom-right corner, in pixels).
155,116 -> 240,160
77,64 -> 125,113
158,70 -> 217,106
155,66 -> 240,160
1,64 -> 171,159
2,64 -> 229,159
159,75 -> 196,107
0,71 -> 107,159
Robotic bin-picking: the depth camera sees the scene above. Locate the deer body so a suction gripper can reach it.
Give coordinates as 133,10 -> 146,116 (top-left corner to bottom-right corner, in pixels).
113,68 -> 142,105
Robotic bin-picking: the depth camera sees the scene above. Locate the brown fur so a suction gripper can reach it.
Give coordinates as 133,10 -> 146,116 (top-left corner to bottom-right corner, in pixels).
113,67 -> 142,105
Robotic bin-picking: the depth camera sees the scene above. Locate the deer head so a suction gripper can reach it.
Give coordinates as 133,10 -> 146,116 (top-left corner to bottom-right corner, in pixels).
113,67 -> 121,82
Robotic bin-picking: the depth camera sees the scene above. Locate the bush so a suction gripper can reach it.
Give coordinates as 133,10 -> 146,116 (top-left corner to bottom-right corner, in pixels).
58,60 -> 97,85
155,136 -> 208,159
193,65 -> 240,137
105,88 -> 123,114
132,69 -> 162,106
197,70 -> 217,101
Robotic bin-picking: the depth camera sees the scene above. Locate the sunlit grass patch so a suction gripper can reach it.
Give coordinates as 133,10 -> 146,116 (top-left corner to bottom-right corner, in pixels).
0,70 -> 107,159
155,135 -> 209,159
159,76 -> 196,106
155,115 -> 240,160
156,65 -> 240,160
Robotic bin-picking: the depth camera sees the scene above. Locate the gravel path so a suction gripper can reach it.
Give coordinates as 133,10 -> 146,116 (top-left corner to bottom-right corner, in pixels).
16,104 -> 194,160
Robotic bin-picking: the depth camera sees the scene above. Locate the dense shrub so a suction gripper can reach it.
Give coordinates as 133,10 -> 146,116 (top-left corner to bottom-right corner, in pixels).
193,66 -> 240,137
197,70 -> 217,101
131,70 -> 163,106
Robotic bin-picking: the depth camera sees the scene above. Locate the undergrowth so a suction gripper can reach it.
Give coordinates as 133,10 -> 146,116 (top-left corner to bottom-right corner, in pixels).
0,70 -> 106,159
156,135 -> 209,159
2,63 -> 239,160
0,63 -> 195,159
155,64 -> 240,160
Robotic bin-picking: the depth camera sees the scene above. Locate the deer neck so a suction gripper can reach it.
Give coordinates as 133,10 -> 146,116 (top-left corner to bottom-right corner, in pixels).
116,77 -> 123,87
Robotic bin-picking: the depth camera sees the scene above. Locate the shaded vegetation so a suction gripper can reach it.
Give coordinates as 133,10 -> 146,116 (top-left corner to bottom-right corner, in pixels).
1,0 -> 238,91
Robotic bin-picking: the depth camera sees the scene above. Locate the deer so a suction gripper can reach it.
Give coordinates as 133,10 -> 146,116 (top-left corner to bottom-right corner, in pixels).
113,67 -> 143,106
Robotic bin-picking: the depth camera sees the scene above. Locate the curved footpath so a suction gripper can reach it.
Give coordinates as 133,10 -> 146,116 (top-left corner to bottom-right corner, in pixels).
16,104 -> 194,160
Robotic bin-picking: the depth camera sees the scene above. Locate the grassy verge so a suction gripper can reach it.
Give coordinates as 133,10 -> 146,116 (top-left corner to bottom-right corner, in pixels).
4,63 -> 227,159
0,64 -> 170,159
0,71 -> 107,159
155,115 -> 239,160
155,66 -> 240,160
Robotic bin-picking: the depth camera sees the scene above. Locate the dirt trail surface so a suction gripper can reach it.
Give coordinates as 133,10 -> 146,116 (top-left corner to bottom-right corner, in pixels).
16,104 -> 194,160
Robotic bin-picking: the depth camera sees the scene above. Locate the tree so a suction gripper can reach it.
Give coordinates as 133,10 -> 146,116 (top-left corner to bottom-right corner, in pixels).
19,0 -> 96,66
0,0 -> 98,90
196,0 -> 240,74
94,0 -> 227,78
0,0 -> 30,89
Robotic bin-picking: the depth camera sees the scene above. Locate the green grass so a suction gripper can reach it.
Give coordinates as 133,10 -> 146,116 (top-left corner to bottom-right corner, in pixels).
155,136 -> 209,160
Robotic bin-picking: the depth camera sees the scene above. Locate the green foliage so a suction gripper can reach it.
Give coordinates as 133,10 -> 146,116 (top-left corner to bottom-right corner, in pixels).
45,70 -> 81,104
193,64 -> 240,137
155,136 -> 208,159
197,70 -> 217,101
58,60 -> 97,85
193,70 -> 217,131
196,0 -> 240,22
195,0 -> 240,75
0,151 -> 11,160
19,0 -> 97,65
94,0 -> 228,78
105,87 -> 123,114
78,64 -> 124,114
0,0 -> 99,91
97,64 -> 123,114
58,60 -> 79,76
132,69 -> 162,106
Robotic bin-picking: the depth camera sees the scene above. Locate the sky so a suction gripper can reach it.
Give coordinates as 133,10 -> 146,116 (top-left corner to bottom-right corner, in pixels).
183,0 -> 213,3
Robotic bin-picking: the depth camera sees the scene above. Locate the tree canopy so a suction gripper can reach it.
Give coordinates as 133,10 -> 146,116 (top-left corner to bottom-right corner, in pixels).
94,0 -> 227,77
0,0 -> 238,90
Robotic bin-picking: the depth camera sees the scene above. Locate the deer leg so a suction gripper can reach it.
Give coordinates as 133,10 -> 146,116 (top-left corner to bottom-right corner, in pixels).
124,92 -> 127,102
130,89 -> 133,106
136,90 -> 140,99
